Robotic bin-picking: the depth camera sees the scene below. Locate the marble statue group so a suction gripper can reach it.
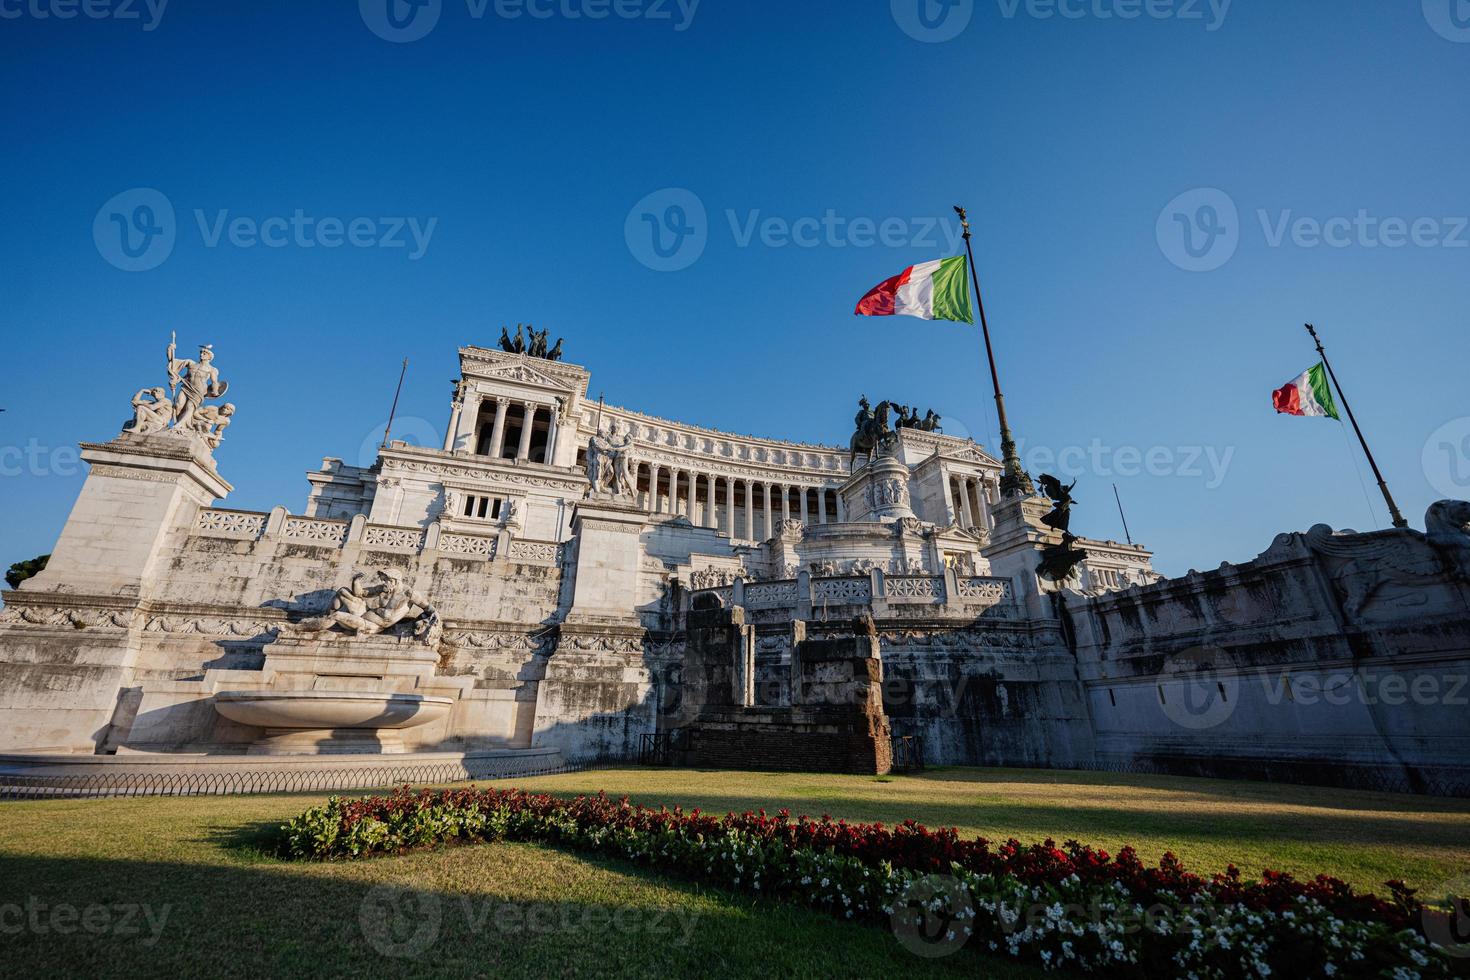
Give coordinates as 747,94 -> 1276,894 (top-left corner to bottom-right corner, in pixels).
123,334 -> 236,449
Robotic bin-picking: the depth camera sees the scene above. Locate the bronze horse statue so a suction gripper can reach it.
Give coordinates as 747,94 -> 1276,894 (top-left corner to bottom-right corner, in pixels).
849,399 -> 898,468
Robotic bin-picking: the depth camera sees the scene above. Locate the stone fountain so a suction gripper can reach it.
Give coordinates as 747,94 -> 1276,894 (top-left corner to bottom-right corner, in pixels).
208,569 -> 460,754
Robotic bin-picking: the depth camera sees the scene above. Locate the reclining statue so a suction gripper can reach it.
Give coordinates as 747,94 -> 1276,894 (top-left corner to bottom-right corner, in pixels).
289,568 -> 442,648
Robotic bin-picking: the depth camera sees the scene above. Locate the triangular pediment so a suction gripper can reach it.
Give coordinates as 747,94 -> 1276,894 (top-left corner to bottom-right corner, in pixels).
481,362 -> 574,390
943,446 -> 1001,467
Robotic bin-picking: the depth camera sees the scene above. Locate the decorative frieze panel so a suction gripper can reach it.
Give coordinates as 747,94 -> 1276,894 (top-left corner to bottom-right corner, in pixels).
195,508 -> 267,540
440,533 -> 497,559
282,516 -> 348,546
885,575 -> 944,603
0,606 -> 136,631
812,576 -> 872,604
362,524 -> 426,551
142,617 -> 277,637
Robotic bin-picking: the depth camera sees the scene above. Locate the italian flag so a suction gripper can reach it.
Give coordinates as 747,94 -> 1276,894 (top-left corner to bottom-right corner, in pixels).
855,256 -> 974,324
1272,363 -> 1340,419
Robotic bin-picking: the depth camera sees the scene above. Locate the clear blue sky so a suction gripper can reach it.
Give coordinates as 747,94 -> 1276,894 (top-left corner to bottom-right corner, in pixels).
2,0 -> 1467,577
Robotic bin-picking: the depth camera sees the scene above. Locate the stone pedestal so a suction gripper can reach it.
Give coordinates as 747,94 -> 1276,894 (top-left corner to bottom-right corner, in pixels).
23,430 -> 231,599
983,494 -> 1069,611
841,453 -> 915,523
565,496 -> 649,625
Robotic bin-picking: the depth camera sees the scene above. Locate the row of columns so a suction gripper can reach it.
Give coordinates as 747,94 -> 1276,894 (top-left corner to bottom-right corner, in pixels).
444,393 -> 558,465
636,464 -> 843,540
950,475 -> 995,530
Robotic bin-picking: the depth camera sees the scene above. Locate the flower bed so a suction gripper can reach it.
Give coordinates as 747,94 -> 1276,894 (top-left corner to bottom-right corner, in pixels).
281,787 -> 1455,977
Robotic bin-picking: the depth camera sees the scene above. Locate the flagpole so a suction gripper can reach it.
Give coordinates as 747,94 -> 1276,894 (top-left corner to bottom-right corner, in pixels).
1304,323 -> 1407,529
380,357 -> 409,450
955,206 -> 1034,498
1113,483 -> 1133,545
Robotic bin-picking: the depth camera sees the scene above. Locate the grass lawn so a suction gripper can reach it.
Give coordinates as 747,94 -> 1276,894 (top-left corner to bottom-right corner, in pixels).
1,766 -> 1466,978
496,766 -> 1470,896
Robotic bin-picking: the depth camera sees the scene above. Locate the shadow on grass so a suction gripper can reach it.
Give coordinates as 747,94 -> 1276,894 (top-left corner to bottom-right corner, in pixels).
0,848 -> 1051,980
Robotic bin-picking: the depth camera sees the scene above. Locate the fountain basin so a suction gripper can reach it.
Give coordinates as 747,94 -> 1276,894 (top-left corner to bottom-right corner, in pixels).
213,691 -> 454,754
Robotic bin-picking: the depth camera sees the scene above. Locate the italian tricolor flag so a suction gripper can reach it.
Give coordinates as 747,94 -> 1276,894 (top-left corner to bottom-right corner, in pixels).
1272,363 -> 1340,419
855,256 -> 974,324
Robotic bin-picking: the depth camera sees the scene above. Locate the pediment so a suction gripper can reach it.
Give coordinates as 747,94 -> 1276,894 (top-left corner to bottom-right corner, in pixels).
478,362 -> 574,391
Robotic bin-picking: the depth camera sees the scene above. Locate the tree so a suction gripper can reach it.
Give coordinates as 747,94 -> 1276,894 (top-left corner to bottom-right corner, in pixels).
5,554 -> 49,590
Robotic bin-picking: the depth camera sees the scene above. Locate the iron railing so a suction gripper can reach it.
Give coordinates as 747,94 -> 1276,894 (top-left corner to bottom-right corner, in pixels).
637,730 -> 689,766
891,735 -> 925,773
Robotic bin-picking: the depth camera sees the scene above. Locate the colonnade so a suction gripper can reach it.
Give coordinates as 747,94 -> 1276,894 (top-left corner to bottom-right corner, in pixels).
632,464 -> 844,541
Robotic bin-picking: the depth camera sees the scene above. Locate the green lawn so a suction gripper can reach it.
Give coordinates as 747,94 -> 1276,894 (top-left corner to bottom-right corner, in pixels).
496,765 -> 1470,896
1,766 -> 1466,978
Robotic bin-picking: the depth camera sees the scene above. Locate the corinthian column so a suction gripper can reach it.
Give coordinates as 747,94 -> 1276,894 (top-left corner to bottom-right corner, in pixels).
516,402 -> 536,460
743,480 -> 754,540
489,398 -> 509,458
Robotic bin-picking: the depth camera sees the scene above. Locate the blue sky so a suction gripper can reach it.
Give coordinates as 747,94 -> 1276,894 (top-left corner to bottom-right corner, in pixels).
1,0 -> 1468,577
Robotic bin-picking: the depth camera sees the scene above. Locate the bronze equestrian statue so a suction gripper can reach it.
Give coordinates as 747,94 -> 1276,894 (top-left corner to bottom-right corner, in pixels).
849,396 -> 899,467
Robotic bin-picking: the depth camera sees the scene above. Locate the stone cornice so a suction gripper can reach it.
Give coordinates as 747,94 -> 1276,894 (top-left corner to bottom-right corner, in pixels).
379,444 -> 588,491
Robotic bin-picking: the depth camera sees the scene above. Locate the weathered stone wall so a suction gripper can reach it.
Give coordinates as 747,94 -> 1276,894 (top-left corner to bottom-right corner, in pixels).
1063,511 -> 1470,795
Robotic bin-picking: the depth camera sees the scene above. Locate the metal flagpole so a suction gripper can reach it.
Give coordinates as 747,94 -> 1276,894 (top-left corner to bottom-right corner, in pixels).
380,357 -> 409,450
1304,324 -> 1407,529
955,206 -> 1034,498
1113,483 -> 1133,545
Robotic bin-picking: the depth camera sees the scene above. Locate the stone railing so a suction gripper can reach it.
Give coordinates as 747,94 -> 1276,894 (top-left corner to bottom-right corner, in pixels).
187,508 -> 554,567
956,576 -> 1013,602
505,539 -> 560,565
693,571 -> 1017,620
884,574 -> 944,604
743,580 -> 800,609
439,532 -> 497,559
195,508 -> 266,541
282,516 -> 349,546
811,576 -> 872,605
361,524 -> 427,552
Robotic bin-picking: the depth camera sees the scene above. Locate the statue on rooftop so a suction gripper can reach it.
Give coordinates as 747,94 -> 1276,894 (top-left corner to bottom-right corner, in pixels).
499,324 -> 566,361
1037,473 -> 1077,535
167,334 -> 230,431
849,396 -> 899,467
120,334 -> 237,450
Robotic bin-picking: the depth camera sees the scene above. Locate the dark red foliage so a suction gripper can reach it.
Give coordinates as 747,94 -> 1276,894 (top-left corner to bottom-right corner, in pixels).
330,785 -> 1419,930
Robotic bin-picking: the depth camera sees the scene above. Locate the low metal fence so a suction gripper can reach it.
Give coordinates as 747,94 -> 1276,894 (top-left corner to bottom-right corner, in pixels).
891,735 -> 925,773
